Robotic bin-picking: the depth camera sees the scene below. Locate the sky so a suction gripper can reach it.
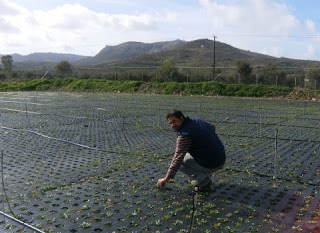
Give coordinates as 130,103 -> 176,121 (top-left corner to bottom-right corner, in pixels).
0,0 -> 319,61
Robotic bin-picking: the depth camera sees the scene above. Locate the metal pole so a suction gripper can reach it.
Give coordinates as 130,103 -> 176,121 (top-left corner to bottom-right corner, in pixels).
40,70 -> 49,80
273,128 -> 278,179
212,35 -> 217,80
0,211 -> 45,233
259,107 -> 262,137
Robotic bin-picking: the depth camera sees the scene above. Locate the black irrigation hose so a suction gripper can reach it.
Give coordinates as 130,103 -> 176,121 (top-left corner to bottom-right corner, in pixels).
189,108 -> 319,120
0,126 -> 98,150
0,125 -> 150,159
1,151 -> 45,233
220,132 -> 320,143
151,122 -> 320,143
224,168 -> 319,187
1,151 -> 15,217
0,125 -> 132,169
151,124 -> 320,143
2,125 -> 197,233
217,119 -> 320,130
185,163 -> 313,233
1,103 -> 319,232
0,106 -> 116,122
188,191 -> 197,233
2,125 -> 317,187
3,103 -> 320,128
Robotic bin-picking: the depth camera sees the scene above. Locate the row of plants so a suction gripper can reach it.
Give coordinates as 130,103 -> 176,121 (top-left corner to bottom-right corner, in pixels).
2,78 -> 320,99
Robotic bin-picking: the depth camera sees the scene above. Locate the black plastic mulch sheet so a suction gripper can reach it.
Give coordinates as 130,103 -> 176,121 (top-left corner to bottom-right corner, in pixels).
0,92 -> 319,233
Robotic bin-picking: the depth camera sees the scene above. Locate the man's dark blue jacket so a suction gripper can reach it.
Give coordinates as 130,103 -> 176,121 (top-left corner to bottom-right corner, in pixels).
177,117 -> 226,168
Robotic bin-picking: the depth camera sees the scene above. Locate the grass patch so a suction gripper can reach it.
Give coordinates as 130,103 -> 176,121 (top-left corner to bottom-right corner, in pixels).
40,185 -> 57,193
0,78 -> 319,99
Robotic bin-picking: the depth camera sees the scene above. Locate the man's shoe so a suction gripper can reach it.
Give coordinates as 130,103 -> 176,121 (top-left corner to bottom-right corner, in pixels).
193,177 -> 212,192
190,179 -> 198,186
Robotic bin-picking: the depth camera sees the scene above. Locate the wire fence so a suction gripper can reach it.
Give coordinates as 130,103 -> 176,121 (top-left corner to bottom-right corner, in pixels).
3,65 -> 319,89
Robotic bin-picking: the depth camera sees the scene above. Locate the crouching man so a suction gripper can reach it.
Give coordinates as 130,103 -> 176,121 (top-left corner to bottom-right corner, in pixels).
157,110 -> 225,191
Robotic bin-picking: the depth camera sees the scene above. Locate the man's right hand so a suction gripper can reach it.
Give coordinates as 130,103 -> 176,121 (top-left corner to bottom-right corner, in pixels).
157,177 -> 169,189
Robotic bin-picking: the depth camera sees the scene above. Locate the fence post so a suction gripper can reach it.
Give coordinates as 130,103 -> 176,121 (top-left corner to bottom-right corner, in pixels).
273,128 -> 278,179
259,107 -> 262,137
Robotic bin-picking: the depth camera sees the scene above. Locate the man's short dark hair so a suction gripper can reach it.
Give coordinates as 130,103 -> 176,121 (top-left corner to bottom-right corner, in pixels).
166,109 -> 185,119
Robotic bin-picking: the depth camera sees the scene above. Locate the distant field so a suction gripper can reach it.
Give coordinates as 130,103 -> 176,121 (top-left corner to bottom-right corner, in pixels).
0,92 -> 319,232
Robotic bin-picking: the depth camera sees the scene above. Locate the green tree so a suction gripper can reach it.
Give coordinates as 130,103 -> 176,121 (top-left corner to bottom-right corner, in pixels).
1,55 -> 13,72
158,58 -> 178,81
276,71 -> 290,86
0,72 -> 6,80
236,60 -> 253,84
305,64 -> 320,89
264,62 -> 277,85
55,61 -> 72,77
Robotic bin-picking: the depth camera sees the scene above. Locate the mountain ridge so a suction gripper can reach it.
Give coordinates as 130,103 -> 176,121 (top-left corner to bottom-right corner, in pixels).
2,39 -> 319,70
93,39 -> 319,69
8,52 -> 91,63
76,39 -> 186,66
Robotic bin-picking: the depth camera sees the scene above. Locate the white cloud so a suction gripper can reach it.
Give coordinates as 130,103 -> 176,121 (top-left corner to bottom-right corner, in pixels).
0,0 -> 28,34
0,0 -> 319,60
307,45 -> 314,56
197,0 -> 299,35
0,0 -> 21,16
302,45 -> 317,60
33,4 -> 156,32
0,1 -> 158,55
195,0 -> 320,60
260,46 -> 284,57
0,17 -> 20,33
305,19 -> 316,33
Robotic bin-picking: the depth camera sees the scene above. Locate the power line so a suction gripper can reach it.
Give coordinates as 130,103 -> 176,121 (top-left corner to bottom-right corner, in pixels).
218,33 -> 320,39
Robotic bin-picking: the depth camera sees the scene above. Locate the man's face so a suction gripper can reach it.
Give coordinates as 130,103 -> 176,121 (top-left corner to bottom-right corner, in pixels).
167,116 -> 184,131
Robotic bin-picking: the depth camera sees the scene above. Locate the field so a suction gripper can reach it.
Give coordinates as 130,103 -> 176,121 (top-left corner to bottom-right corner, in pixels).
0,92 -> 319,233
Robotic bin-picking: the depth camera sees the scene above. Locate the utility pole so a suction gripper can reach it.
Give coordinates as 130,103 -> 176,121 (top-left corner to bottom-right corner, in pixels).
212,35 -> 217,80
